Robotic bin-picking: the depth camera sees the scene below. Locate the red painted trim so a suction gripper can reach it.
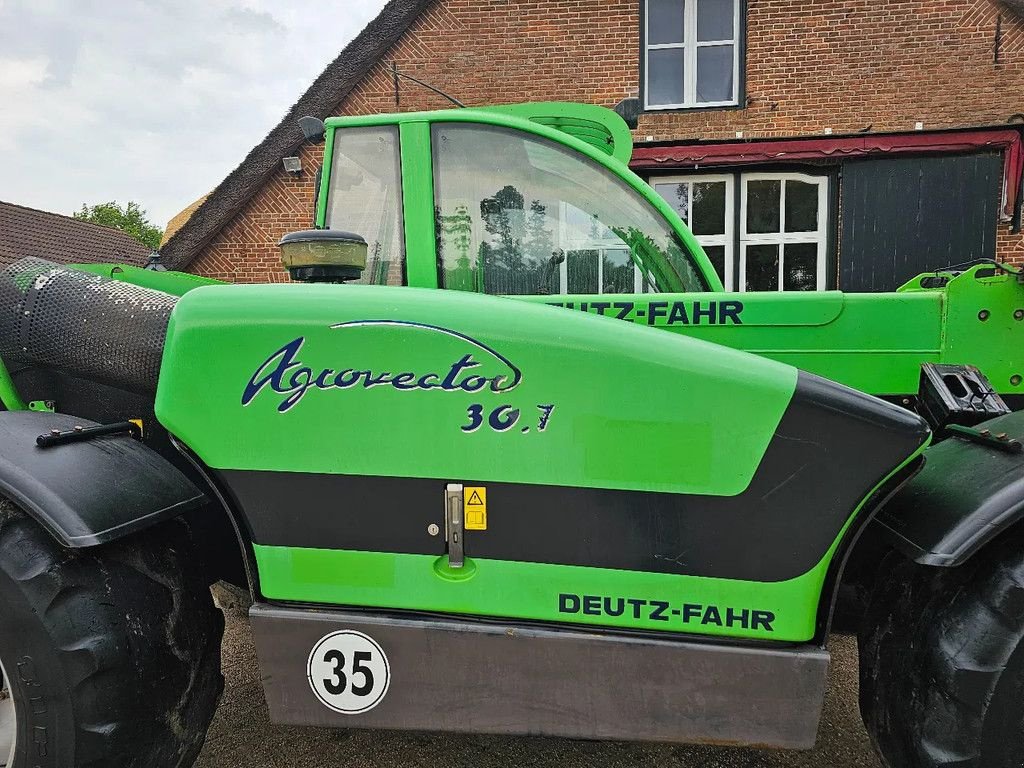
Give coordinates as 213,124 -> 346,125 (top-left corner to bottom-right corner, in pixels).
631,129 -> 1024,216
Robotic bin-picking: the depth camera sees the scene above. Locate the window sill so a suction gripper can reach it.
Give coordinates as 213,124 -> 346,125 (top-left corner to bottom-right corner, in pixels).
643,101 -> 744,114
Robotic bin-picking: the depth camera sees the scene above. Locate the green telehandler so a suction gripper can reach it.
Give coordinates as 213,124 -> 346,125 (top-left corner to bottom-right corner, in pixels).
0,102 -> 1023,768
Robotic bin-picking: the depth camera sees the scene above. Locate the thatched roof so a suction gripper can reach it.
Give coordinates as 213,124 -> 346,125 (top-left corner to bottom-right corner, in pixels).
159,0 -> 433,271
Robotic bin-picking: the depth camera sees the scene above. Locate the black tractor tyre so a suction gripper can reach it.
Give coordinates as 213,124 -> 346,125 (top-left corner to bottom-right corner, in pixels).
860,531 -> 1024,768
0,499 -> 224,768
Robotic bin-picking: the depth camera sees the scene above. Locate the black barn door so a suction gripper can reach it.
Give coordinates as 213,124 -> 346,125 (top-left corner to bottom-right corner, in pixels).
840,153 -> 1002,292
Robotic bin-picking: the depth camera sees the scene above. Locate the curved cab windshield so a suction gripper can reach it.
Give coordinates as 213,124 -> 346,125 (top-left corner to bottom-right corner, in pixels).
432,123 -> 708,296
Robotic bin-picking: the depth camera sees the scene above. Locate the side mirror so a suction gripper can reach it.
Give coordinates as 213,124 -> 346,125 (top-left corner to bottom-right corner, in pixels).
278,230 -> 367,283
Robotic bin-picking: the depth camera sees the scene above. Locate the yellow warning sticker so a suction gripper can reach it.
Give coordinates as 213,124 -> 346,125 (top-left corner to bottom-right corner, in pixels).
464,487 -> 487,530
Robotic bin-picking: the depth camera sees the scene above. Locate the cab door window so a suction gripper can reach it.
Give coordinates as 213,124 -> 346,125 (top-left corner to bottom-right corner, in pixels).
325,126 -> 406,285
432,123 -> 708,295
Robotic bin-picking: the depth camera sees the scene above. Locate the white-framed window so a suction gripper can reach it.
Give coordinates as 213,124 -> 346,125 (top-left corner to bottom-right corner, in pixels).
644,0 -> 741,110
652,171 -> 830,291
740,173 -> 828,292
652,175 -> 734,287
557,204 -> 656,294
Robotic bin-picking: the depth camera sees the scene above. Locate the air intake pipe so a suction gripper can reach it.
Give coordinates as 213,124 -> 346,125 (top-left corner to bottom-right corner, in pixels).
0,258 -> 177,394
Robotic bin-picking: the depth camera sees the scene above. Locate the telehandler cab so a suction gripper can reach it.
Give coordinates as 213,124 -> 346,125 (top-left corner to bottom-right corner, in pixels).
1,102 -> 1023,768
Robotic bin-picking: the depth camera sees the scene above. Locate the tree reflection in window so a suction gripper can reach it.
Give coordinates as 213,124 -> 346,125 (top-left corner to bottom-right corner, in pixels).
432,123 -> 708,296
439,188 -> 560,294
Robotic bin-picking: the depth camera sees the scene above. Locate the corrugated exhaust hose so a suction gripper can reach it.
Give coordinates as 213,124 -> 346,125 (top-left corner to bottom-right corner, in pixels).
0,257 -> 177,394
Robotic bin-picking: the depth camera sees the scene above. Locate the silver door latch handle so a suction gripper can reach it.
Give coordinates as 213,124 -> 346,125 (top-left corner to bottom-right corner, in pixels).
444,484 -> 465,568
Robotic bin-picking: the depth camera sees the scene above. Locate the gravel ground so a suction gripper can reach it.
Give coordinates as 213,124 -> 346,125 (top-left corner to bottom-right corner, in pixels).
196,610 -> 883,768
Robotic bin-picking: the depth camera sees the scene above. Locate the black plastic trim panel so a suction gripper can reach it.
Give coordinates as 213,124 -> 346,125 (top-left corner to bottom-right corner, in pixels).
222,373 -> 928,583
877,409 -> 1024,566
0,411 -> 205,547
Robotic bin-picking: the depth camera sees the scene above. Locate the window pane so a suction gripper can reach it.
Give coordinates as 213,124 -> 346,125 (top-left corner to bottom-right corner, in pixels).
326,127 -> 405,285
648,0 -> 685,45
783,243 -> 819,291
692,181 -> 727,235
437,203 -> 480,292
703,244 -> 726,285
648,48 -> 685,107
432,124 -> 709,296
697,0 -> 734,41
696,45 -> 734,103
785,180 -> 820,233
603,249 -> 636,294
745,244 -> 779,291
654,182 -> 689,221
567,250 -> 599,294
746,179 -> 781,234
480,186 -> 535,295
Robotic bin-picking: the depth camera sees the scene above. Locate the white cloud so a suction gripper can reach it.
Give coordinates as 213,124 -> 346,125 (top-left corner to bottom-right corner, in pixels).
0,0 -> 388,228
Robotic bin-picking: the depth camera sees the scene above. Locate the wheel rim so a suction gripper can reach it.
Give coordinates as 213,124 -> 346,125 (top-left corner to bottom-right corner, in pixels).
0,653 -> 15,767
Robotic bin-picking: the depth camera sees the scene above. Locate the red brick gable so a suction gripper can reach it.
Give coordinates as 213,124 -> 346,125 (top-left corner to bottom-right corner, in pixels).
187,0 -> 1024,282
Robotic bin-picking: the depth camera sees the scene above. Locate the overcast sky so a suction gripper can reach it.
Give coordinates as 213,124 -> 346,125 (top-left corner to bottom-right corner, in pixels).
0,0 -> 388,228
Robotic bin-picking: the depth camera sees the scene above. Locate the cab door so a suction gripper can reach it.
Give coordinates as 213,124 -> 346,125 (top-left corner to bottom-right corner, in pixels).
428,120 -> 714,300
320,125 -> 408,286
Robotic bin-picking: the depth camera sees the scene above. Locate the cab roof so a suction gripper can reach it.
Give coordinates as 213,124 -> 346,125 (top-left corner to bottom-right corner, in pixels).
325,102 -> 635,166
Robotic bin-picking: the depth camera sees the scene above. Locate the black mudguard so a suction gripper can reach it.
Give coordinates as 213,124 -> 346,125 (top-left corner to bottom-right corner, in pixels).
0,411 -> 205,547
876,410 -> 1024,566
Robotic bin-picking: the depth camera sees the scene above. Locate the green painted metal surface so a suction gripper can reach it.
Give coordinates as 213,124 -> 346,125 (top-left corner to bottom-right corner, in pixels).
254,547 -> 826,642
0,354 -> 26,411
312,102 -> 1024,399
251,442 -> 924,644
158,284 -> 795,495
522,290 -> 947,395
399,122 -> 439,290
71,263 -> 224,296
156,281 -> 925,643
940,266 -> 1024,392
314,125 -> 336,229
472,102 -> 635,164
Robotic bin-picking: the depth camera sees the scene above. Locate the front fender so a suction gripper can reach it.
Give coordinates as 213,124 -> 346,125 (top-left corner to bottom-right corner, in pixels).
877,410 -> 1024,566
0,411 -> 205,547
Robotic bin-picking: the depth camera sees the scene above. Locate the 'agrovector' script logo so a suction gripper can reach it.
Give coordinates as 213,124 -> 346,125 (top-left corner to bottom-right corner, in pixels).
242,320 -> 523,413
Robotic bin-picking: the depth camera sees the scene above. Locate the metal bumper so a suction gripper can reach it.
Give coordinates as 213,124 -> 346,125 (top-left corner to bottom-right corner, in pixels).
250,603 -> 829,749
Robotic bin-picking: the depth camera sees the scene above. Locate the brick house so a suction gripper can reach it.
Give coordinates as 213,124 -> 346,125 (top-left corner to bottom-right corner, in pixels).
0,201 -> 149,268
159,0 -> 1024,293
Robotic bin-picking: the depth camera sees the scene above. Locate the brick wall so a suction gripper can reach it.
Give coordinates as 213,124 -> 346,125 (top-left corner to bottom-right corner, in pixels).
190,0 -> 1024,281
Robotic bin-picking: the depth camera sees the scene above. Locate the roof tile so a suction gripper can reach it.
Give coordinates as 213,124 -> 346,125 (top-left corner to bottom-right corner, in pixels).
0,201 -> 150,267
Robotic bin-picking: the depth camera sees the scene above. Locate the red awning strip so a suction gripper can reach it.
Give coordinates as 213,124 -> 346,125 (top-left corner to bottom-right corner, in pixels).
631,129 -> 1024,218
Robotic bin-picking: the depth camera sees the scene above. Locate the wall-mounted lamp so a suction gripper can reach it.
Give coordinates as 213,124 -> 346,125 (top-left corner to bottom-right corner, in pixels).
282,156 -> 303,174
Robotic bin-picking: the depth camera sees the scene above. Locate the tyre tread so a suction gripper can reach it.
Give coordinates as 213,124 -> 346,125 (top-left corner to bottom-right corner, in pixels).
0,500 -> 223,768
861,534 -> 1024,768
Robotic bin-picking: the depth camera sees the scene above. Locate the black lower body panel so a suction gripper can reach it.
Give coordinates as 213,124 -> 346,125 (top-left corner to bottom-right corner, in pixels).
250,603 -> 830,748
227,373 -> 929,583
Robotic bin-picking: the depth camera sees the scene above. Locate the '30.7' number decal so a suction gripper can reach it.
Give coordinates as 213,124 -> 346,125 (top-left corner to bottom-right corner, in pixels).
461,404 -> 555,434
308,630 -> 390,715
